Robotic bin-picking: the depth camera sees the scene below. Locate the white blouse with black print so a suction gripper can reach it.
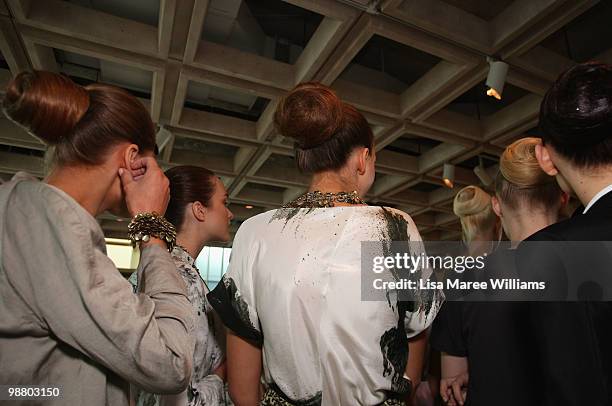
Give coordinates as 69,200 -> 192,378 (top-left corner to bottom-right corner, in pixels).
208,206 -> 443,406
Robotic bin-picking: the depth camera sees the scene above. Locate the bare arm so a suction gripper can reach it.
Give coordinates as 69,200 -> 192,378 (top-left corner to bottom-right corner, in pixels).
227,329 -> 262,406
404,330 -> 428,405
441,353 -> 468,378
440,354 -> 468,405
406,331 -> 428,386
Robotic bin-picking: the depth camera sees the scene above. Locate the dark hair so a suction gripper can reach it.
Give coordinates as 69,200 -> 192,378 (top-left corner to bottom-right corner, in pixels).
495,137 -> 563,210
274,82 -> 374,173
164,165 -> 216,232
539,62 -> 612,167
2,70 -> 156,165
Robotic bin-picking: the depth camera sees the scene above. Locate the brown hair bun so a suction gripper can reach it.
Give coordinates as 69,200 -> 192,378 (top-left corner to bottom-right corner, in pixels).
3,71 -> 90,145
274,82 -> 344,149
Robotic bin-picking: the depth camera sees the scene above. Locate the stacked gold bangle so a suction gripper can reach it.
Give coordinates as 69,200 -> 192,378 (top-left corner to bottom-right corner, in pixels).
127,212 -> 177,252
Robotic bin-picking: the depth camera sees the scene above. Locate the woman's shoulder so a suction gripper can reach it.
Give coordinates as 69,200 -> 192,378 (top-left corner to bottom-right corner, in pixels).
376,205 -> 414,219
369,205 -> 420,231
3,175 -> 100,236
238,206 -> 417,227
232,206 -> 420,240
24,180 -> 87,217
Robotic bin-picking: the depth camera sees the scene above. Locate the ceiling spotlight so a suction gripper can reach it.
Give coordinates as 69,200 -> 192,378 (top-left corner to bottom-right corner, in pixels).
245,205 -> 253,209
474,157 -> 493,187
485,57 -> 509,100
442,163 -> 455,188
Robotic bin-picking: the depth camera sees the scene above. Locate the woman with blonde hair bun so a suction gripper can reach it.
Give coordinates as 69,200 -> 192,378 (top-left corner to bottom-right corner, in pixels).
493,137 -> 568,246
453,185 -> 500,255
432,137 -> 566,406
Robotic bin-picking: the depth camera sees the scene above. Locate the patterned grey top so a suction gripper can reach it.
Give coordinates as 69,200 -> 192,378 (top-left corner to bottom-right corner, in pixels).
131,246 -> 226,406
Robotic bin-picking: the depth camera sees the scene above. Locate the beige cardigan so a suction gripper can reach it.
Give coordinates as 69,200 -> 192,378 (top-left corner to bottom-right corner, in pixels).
0,173 -> 194,405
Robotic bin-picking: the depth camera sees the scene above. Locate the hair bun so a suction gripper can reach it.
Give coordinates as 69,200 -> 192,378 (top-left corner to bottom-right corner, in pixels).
453,185 -> 492,217
274,82 -> 344,149
540,62 -> 612,148
2,71 -> 90,145
500,137 -> 552,187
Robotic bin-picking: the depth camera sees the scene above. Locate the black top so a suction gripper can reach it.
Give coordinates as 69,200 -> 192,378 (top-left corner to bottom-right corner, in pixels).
431,249 -> 538,406
516,190 -> 612,406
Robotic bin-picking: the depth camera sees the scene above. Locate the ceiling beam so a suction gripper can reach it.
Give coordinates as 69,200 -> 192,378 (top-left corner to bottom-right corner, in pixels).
0,150 -> 44,177
158,0 -> 177,58
382,0 -> 490,54
498,0 -> 599,58
11,0 -> 159,56
192,40 -> 295,90
0,15 -> 30,74
482,94 -> 542,141
314,13 -> 374,84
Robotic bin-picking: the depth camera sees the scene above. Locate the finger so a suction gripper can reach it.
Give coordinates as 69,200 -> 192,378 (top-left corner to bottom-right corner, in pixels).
451,381 -> 464,406
440,382 -> 449,402
448,388 -> 458,406
446,390 -> 456,406
131,166 -> 146,175
133,174 -> 145,181
118,167 -> 134,188
130,157 -> 154,171
130,169 -> 146,180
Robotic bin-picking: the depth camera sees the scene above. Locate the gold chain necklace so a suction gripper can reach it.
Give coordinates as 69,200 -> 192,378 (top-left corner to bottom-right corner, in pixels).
283,190 -> 366,208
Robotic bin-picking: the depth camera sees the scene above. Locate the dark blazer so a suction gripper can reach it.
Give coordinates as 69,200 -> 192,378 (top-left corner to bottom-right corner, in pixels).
517,190 -> 612,406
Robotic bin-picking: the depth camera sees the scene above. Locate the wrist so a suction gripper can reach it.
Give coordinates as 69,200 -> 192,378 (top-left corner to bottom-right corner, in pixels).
129,207 -> 165,218
128,212 -> 176,252
140,237 -> 167,249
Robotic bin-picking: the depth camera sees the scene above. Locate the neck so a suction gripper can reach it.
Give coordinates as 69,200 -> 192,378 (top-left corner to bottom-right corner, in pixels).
176,228 -> 206,259
561,165 -> 612,207
505,209 -> 558,248
45,166 -> 113,217
467,233 -> 498,256
309,171 -> 358,195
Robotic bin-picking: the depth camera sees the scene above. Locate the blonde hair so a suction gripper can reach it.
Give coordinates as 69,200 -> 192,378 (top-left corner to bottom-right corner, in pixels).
499,137 -> 553,187
496,137 -> 562,209
453,185 -> 497,243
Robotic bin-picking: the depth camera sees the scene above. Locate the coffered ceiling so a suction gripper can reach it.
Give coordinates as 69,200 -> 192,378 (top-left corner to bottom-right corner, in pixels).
0,0 -> 610,243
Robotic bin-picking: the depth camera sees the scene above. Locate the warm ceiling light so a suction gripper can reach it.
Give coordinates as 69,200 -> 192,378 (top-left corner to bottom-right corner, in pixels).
442,163 -> 455,188
486,87 -> 501,100
245,205 -> 253,209
485,57 -> 509,100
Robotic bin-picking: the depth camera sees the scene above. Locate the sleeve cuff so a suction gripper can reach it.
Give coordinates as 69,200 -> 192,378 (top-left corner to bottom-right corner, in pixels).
207,277 -> 263,346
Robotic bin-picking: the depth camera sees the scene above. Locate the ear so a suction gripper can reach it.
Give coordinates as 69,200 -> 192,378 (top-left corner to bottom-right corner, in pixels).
535,144 -> 558,176
121,144 -> 140,170
491,195 -> 502,218
356,147 -> 369,176
192,201 -> 207,222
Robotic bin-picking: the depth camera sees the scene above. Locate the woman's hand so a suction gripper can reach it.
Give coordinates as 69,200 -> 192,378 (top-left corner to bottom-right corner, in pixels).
119,157 -> 170,217
440,372 -> 468,406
